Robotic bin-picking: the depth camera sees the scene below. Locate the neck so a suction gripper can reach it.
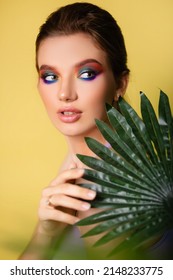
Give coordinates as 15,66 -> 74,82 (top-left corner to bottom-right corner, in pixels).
65,130 -> 106,167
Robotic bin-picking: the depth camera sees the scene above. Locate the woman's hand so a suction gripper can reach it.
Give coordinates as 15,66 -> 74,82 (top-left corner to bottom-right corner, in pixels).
37,165 -> 96,236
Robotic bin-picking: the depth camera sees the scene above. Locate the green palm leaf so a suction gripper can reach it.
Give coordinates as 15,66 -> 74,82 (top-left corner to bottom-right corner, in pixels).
140,92 -> 169,179
76,90 -> 173,258
118,98 -> 167,183
158,90 -> 173,184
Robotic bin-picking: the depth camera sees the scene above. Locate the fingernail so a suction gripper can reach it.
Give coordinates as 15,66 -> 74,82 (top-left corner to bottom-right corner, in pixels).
79,168 -> 84,172
87,191 -> 96,198
81,203 -> 91,210
75,217 -> 80,223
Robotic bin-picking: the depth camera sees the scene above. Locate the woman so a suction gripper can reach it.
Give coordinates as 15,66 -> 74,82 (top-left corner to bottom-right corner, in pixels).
20,2 -> 129,260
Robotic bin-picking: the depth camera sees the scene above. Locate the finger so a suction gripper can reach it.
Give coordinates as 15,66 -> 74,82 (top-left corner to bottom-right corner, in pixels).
68,161 -> 77,169
49,194 -> 91,211
40,208 -> 79,225
42,183 -> 96,201
50,168 -> 84,186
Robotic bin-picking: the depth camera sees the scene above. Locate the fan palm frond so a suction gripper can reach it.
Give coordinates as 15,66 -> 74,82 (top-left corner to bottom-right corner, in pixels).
76,90 -> 173,257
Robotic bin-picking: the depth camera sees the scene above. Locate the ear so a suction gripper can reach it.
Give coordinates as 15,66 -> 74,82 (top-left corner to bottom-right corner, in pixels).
114,73 -> 129,101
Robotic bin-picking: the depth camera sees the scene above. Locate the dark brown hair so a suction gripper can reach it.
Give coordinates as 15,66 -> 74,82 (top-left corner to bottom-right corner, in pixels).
36,2 -> 129,83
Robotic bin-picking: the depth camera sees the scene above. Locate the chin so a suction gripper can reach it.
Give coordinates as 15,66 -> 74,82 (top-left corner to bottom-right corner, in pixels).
55,123 -> 97,138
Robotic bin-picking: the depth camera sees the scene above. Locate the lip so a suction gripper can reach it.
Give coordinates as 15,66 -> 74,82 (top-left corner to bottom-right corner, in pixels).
57,107 -> 82,123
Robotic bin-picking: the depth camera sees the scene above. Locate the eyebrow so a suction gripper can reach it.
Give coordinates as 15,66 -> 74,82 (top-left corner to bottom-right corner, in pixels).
75,58 -> 103,68
39,59 -> 103,72
39,65 -> 57,72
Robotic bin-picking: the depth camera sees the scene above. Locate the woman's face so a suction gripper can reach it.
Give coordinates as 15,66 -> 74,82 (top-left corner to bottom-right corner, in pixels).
37,33 -> 117,137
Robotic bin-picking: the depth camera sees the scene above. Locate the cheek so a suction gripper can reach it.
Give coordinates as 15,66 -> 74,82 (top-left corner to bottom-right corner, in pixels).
79,76 -> 115,107
38,83 -> 55,110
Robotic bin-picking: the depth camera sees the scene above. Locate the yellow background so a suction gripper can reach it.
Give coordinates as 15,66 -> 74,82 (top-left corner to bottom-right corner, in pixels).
0,0 -> 173,259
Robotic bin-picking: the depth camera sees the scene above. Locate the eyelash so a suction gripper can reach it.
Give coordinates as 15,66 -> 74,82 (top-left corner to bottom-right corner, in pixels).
40,67 -> 100,84
40,72 -> 58,84
78,68 -> 99,81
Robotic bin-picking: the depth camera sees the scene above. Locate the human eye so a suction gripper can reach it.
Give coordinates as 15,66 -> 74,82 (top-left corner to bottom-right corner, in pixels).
40,71 -> 58,84
78,68 -> 98,81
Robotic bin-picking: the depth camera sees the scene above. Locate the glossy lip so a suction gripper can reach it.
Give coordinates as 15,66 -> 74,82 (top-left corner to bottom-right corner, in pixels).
57,107 -> 82,123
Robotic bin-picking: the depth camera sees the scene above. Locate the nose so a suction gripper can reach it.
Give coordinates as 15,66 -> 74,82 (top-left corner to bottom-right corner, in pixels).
58,77 -> 77,102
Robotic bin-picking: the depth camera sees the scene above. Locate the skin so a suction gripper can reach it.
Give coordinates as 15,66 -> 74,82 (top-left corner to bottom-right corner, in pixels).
20,33 -> 128,259
37,33 -> 118,138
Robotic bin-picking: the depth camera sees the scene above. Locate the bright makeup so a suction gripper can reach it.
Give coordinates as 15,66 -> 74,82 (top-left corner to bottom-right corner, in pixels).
39,66 -> 58,84
39,59 -> 104,84
76,60 -> 103,81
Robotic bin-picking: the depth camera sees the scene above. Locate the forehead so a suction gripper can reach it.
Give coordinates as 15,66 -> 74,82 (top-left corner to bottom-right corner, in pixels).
37,33 -> 108,68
